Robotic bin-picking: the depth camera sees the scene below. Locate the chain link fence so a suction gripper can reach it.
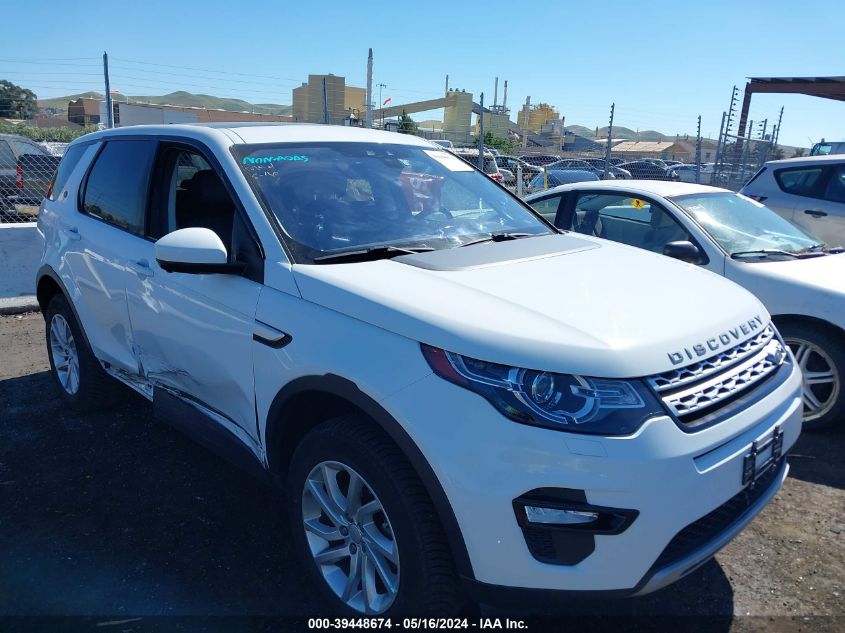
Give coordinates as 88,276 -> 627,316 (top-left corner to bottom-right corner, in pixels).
0,134 -> 63,223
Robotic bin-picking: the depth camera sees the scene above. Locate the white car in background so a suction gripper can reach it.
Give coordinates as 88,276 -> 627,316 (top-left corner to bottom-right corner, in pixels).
669,164 -> 713,185
526,180 -> 845,430
741,155 -> 845,248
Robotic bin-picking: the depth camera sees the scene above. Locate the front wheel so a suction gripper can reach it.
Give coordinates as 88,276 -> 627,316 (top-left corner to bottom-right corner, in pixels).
780,321 -> 845,431
286,415 -> 465,615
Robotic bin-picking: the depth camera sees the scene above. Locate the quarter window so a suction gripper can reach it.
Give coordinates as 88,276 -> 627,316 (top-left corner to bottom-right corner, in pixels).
82,140 -> 157,234
48,144 -> 87,201
775,167 -> 823,197
822,165 -> 845,203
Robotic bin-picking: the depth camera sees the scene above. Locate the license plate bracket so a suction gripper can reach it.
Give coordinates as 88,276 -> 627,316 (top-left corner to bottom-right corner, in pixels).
742,426 -> 783,487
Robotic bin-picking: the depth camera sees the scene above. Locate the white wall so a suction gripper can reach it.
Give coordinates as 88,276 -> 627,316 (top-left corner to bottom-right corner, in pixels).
0,223 -> 41,298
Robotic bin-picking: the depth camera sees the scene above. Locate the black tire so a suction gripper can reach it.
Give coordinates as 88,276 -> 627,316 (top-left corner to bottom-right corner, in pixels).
779,321 -> 845,431
44,294 -> 120,411
287,415 -> 465,616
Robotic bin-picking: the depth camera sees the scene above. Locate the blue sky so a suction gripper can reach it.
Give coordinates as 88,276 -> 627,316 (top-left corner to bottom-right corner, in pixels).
3,0 -> 843,148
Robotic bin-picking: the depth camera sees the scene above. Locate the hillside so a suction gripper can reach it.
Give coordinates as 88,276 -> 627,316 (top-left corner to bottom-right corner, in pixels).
565,125 -> 669,142
38,90 -> 290,116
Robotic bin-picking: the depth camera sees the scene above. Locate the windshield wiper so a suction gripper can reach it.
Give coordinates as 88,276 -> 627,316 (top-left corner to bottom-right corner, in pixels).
458,232 -> 538,248
731,248 -> 826,260
313,245 -> 434,264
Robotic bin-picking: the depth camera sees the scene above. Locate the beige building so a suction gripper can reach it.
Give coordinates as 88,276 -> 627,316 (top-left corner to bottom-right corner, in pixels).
292,74 -> 366,124
610,139 -> 718,162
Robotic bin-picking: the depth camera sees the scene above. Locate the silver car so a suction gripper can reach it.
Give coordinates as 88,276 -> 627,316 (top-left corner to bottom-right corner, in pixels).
741,155 -> 845,248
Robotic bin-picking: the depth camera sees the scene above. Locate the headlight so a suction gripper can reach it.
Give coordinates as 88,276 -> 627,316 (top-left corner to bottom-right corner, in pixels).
421,345 -> 666,435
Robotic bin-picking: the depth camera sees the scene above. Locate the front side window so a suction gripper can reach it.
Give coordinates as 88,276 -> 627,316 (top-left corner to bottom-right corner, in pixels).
571,193 -> 691,254
775,167 -> 823,197
671,192 -> 819,254
235,143 -> 551,263
82,139 -> 157,234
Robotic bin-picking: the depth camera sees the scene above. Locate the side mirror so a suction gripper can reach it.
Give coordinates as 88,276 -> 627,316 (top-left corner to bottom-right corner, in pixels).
663,240 -> 703,264
155,227 -> 243,274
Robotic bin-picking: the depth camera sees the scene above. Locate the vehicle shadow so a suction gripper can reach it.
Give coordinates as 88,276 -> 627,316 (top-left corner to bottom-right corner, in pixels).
0,371 -> 322,616
786,425 -> 845,490
0,371 -> 732,624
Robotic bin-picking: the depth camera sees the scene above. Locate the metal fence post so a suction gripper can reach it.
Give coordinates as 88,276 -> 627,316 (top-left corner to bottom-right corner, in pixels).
604,103 -> 614,175
477,92 -> 485,171
695,115 -> 702,184
516,164 -> 523,197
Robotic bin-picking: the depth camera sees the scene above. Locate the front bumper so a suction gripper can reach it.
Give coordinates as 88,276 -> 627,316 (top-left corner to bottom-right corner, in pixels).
380,361 -> 802,593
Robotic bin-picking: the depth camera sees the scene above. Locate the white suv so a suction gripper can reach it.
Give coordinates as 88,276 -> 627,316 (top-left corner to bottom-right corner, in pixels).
37,123 -> 802,615
741,155 -> 845,248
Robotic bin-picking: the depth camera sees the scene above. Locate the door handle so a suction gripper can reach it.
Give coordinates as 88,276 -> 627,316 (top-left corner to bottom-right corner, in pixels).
129,259 -> 154,278
61,225 -> 81,241
804,209 -> 828,218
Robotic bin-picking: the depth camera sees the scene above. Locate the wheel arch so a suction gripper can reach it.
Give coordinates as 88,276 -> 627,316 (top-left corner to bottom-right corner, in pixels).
771,313 -> 845,341
36,265 -> 94,351
264,374 -> 474,580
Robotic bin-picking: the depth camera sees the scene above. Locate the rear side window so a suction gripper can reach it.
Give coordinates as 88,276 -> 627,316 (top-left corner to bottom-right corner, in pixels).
48,144 -> 87,201
774,167 -> 823,197
82,139 -> 157,234
9,139 -> 46,157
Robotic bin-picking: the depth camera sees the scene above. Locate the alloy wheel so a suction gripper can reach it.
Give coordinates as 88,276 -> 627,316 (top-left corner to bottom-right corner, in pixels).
786,337 -> 840,422
49,314 -> 80,395
301,461 -> 400,614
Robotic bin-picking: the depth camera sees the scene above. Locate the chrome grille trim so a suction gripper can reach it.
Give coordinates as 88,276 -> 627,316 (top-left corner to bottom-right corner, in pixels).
657,338 -> 786,419
648,326 -> 775,394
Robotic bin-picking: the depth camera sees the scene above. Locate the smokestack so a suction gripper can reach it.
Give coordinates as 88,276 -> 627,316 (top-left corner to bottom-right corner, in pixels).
502,80 -> 508,110
493,77 -> 498,107
365,48 -> 373,128
445,74 -> 449,95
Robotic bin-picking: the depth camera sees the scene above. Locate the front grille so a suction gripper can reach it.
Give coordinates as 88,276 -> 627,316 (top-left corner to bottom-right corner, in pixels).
651,459 -> 784,571
647,326 -> 787,425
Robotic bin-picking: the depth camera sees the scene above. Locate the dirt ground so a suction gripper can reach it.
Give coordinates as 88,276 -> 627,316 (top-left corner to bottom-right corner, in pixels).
0,312 -> 842,631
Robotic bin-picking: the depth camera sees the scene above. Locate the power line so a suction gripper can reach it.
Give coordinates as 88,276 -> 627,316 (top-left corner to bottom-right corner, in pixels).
111,57 -> 303,83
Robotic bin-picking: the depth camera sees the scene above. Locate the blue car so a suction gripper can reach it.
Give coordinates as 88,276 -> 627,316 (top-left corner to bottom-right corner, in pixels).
527,169 -> 599,193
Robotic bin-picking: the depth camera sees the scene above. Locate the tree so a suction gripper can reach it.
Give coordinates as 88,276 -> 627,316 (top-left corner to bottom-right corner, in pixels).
483,131 -> 514,154
397,110 -> 418,135
791,147 -> 806,158
0,80 -> 38,120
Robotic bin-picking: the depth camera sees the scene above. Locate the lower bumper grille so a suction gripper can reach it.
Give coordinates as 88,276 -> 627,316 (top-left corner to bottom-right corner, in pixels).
651,459 -> 785,571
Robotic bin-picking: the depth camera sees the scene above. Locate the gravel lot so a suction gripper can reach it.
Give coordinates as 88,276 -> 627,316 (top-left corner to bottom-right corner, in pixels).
0,312 -> 843,630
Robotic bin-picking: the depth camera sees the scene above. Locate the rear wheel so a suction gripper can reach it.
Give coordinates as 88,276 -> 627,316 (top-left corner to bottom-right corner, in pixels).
780,321 -> 845,431
45,294 -> 120,411
287,415 -> 464,615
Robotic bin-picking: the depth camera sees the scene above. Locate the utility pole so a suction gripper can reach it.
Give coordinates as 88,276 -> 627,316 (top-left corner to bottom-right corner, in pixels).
103,51 -> 114,128
604,103 -> 614,174
695,115 -> 702,184
365,48 -> 373,129
477,93 -> 485,170
773,106 -> 784,147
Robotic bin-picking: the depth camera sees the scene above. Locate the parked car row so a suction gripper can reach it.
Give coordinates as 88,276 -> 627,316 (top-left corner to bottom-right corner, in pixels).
33,123 -> 824,617
0,133 -> 62,213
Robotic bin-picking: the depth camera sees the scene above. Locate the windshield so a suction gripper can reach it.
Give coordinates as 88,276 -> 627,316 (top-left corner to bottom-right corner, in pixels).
671,192 -> 820,255
236,143 -> 551,263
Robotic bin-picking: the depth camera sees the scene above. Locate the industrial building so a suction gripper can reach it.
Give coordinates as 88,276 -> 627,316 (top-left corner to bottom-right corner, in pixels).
292,74 -> 367,124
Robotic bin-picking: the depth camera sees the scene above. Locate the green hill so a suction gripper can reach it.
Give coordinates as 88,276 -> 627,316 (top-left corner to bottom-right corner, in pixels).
566,124 -> 671,142
38,90 -> 290,116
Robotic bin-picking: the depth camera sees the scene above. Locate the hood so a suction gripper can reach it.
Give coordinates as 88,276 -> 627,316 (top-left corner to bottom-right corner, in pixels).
293,234 -> 769,378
